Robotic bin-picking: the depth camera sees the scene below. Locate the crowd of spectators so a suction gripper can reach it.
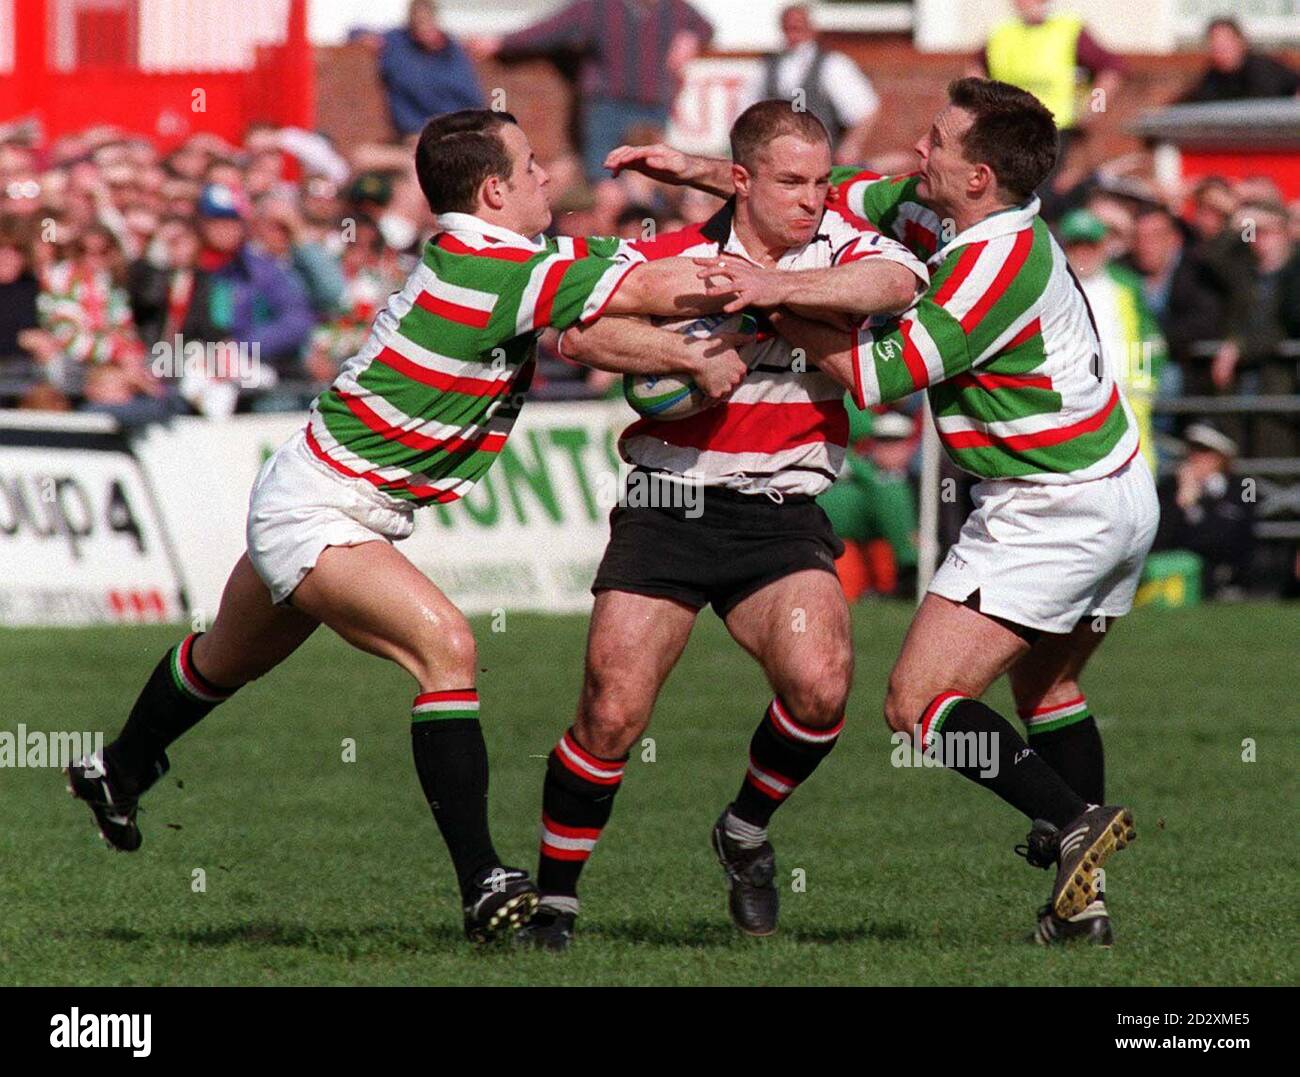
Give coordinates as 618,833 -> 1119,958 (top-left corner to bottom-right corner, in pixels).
0,121 -> 422,419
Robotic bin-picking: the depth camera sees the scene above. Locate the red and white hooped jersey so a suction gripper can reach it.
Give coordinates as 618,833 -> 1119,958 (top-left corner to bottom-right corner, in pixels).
614,202 -> 928,498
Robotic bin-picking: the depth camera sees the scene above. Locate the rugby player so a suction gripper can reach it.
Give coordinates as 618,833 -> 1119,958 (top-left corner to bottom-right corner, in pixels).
514,101 -> 929,950
610,78 -> 1155,945
65,109 -> 755,943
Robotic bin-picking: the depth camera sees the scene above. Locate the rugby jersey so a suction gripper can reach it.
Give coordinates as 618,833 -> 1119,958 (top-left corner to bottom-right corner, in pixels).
306,213 -> 638,506
615,202 -> 929,498
829,168 -> 1140,484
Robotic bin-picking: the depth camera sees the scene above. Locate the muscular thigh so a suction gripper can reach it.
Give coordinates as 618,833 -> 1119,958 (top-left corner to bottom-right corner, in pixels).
290,540 -> 477,692
724,569 -> 853,727
885,593 -> 1030,732
577,589 -> 697,758
1009,618 -> 1108,715
193,553 -> 319,687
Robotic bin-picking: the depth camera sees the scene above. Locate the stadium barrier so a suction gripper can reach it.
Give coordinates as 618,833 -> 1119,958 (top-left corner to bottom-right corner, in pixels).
0,402 -> 629,627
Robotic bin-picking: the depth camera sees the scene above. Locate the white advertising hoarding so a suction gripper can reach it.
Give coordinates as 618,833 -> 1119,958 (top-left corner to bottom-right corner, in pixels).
7,402 -> 636,627
0,415 -> 185,626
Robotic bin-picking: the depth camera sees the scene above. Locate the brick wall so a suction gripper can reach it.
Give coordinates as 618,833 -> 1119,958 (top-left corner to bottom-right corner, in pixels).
315,42 -> 578,159
315,39 -> 1300,173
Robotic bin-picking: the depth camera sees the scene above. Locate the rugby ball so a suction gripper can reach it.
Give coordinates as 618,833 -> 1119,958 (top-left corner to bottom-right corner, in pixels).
623,311 -> 761,420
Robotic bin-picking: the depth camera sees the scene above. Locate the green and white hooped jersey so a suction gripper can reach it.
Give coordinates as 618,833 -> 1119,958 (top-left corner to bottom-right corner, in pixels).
305,213 -> 637,507
830,169 -> 1140,484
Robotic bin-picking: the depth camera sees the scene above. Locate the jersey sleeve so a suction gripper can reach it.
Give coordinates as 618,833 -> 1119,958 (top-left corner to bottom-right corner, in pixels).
828,216 -> 931,290
506,240 -> 644,337
847,223 -> 1045,408
827,170 -> 940,261
827,169 -> 904,225
848,298 -> 973,409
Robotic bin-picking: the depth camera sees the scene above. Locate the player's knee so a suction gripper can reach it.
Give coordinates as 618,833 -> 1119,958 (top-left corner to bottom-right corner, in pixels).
578,676 -> 649,756
407,620 -> 477,687
783,653 -> 853,729
883,680 -> 921,736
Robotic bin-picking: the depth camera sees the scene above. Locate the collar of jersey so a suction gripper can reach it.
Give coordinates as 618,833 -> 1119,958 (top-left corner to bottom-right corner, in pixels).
435,212 -> 547,252
929,195 -> 1040,265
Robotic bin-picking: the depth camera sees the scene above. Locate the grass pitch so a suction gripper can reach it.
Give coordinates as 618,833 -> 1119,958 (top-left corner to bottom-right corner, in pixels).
1,602 -> 1294,986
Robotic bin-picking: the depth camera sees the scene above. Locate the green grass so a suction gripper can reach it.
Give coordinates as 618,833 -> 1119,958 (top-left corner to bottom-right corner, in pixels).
0,602 -> 1295,986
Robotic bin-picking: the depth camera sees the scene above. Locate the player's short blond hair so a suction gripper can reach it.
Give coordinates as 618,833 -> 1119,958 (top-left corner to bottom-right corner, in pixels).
729,100 -> 829,174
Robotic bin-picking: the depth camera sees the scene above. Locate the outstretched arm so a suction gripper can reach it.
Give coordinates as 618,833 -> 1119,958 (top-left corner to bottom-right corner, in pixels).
697,254 -> 922,319
772,291 -> 974,409
603,258 -> 739,318
604,143 -> 734,199
560,317 -> 749,400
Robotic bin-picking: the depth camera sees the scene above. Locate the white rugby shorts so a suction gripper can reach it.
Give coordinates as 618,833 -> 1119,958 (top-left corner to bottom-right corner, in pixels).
246,427 -> 414,605
928,456 -> 1159,634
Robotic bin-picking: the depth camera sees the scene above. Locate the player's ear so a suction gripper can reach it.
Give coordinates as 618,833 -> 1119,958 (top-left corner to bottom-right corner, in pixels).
969,162 -> 995,199
731,163 -> 751,198
481,173 -> 507,212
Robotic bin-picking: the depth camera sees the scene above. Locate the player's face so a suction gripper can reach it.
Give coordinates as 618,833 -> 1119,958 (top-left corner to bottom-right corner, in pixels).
913,104 -> 976,210
740,134 -> 831,250
499,123 -> 552,237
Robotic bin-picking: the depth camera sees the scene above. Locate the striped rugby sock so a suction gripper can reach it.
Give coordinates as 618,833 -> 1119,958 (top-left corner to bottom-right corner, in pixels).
536,728 -> 626,903
731,697 -> 844,829
1021,696 -> 1105,806
410,689 -> 501,897
107,633 -> 236,789
919,692 -> 1085,828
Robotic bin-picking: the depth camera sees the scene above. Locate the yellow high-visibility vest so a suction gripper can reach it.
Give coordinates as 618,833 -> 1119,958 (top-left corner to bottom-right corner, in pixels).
1112,278 -> 1158,471
985,13 -> 1084,127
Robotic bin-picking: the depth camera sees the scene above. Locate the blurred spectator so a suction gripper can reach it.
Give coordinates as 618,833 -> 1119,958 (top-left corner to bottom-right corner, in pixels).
35,225 -> 174,423
18,383 -> 71,411
305,215 -> 404,384
127,216 -> 220,350
346,169 -> 424,254
37,224 -> 142,368
1187,176 -> 1237,244
972,0 -> 1125,183
375,0 -> 485,139
753,4 -> 880,165
1125,205 -> 1230,395
819,406 -> 919,601
0,219 -> 40,359
1059,208 -> 1166,470
1208,201 -> 1300,457
195,183 -> 315,383
299,175 -> 346,251
1153,424 -> 1255,597
250,191 -> 346,317
1179,17 -> 1299,104
471,0 -> 713,181
1084,188 -> 1137,261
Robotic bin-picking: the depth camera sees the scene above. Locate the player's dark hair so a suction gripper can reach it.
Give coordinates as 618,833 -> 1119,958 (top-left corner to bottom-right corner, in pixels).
729,99 -> 830,173
415,109 -> 519,215
947,77 -> 1058,203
